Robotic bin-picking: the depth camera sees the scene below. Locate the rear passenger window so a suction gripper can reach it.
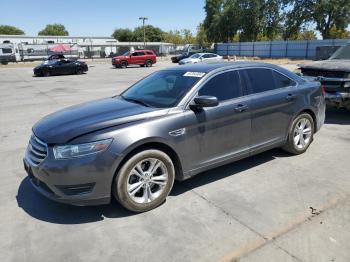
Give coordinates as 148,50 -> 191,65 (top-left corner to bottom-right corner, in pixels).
245,68 -> 275,93
199,71 -> 242,101
273,71 -> 296,88
146,51 -> 153,55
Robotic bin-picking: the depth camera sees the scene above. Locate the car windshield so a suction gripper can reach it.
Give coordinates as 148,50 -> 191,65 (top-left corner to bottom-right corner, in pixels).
122,51 -> 130,56
329,44 -> 350,60
121,70 -> 204,108
190,54 -> 201,58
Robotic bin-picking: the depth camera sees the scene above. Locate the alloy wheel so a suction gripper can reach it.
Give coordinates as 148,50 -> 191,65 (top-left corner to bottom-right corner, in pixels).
293,118 -> 312,149
126,158 -> 168,204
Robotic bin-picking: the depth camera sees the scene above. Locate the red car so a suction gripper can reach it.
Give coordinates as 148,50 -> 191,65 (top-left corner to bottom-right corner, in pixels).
112,50 -> 157,68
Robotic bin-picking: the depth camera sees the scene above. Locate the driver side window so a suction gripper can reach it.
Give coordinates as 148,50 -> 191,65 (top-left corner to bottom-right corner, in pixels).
198,71 -> 243,102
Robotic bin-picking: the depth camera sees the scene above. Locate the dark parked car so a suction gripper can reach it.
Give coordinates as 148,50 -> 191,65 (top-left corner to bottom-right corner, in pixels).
47,54 -> 65,60
112,50 -> 157,68
171,52 -> 196,63
24,62 -> 325,212
300,42 -> 350,110
33,58 -> 88,77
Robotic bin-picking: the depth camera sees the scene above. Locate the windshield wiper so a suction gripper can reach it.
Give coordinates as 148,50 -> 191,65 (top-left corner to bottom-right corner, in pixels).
121,95 -> 152,107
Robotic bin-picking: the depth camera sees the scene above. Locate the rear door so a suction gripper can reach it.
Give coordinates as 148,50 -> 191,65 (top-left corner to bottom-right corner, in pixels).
241,68 -> 299,151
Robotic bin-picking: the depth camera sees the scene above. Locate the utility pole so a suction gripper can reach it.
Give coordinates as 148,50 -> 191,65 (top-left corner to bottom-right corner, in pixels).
139,17 -> 148,48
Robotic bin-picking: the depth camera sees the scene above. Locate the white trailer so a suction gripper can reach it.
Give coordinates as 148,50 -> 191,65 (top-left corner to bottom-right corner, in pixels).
0,43 -> 20,64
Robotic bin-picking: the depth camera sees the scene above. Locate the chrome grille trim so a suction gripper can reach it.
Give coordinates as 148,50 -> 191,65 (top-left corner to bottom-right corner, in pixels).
26,134 -> 48,166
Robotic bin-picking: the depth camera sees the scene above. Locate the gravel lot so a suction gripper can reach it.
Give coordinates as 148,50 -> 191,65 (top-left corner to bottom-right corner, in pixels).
0,60 -> 349,262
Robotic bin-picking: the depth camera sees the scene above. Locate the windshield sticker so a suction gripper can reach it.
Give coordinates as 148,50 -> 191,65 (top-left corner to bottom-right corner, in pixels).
184,72 -> 206,78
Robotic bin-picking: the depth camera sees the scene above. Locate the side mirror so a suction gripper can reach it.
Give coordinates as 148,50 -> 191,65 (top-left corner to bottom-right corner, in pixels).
191,96 -> 219,109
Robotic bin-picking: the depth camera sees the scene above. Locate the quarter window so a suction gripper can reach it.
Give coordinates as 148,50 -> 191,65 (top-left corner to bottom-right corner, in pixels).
198,71 -> 242,101
273,71 -> 296,88
245,68 -> 275,93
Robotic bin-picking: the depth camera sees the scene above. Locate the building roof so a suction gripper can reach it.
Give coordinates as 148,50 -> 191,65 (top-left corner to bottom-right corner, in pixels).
0,35 -> 116,39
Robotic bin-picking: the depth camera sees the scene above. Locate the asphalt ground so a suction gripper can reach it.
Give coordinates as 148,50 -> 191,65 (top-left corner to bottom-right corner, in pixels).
0,60 -> 349,262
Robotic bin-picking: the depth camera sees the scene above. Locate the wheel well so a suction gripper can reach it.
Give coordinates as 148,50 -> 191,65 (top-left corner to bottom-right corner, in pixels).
121,60 -> 128,65
114,142 -> 184,181
299,109 -> 317,131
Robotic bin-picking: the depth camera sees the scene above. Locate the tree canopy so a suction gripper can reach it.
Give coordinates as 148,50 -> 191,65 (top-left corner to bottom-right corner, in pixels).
203,0 -> 350,42
0,25 -> 24,35
38,24 -> 69,36
112,25 -> 198,44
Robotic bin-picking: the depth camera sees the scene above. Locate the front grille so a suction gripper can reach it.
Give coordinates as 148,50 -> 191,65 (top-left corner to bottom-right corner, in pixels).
27,134 -> 48,166
301,68 -> 347,78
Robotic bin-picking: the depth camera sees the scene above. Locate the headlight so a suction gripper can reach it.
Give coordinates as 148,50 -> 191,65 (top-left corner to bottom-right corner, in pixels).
53,139 -> 112,159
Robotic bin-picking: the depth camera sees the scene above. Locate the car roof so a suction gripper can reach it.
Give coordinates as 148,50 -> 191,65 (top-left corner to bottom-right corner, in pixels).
195,52 -> 217,56
133,50 -> 154,52
163,61 -> 303,83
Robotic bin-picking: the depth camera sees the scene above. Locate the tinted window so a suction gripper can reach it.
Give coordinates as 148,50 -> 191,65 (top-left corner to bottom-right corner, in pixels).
202,54 -> 211,58
131,52 -> 138,56
273,71 -> 295,88
2,48 -> 12,54
199,71 -> 242,101
122,70 -> 203,108
245,68 -> 275,93
136,52 -> 145,56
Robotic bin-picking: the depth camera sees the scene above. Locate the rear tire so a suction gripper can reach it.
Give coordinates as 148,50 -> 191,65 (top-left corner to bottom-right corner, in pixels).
113,149 -> 175,212
76,67 -> 83,74
282,113 -> 314,155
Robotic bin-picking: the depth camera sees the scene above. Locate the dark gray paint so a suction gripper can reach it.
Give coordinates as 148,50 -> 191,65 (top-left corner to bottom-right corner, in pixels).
24,62 -> 326,205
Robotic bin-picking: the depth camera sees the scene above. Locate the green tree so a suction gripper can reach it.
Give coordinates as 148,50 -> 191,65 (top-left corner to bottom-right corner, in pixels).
203,0 -> 225,42
133,25 -> 164,42
0,25 -> 24,35
313,0 -> 350,39
283,0 -> 314,40
112,28 -> 134,41
289,30 -> 317,40
196,23 -> 211,47
328,25 -> 350,39
163,30 -> 184,45
284,0 -> 350,40
38,24 -> 69,36
203,0 -> 286,42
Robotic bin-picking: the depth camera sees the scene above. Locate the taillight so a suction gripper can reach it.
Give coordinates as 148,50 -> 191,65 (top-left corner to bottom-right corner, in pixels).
321,85 -> 326,96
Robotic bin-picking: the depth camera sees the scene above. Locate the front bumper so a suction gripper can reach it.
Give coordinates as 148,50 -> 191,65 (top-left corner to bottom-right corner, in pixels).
23,146 -> 121,206
112,59 -> 121,66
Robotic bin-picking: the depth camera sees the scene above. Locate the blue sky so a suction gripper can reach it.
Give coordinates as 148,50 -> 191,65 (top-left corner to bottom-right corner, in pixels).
0,0 -> 205,36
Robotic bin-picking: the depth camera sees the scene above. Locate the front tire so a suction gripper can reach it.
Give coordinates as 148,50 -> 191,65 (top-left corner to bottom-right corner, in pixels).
113,149 -> 175,212
145,60 -> 153,67
282,113 -> 314,155
42,69 -> 50,77
120,61 -> 127,68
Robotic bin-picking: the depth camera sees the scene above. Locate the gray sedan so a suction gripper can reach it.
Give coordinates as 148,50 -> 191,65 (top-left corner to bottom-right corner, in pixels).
24,62 -> 325,212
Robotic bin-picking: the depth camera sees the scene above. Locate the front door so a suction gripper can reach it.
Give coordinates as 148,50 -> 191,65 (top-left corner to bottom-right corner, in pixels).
179,70 -> 252,172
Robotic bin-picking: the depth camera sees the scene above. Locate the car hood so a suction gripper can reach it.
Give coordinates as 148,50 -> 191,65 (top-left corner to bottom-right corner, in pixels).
114,56 -> 128,60
33,97 -> 163,144
300,59 -> 350,72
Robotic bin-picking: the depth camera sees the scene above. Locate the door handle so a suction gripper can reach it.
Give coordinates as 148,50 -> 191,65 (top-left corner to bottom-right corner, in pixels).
234,104 -> 248,112
285,94 -> 296,101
